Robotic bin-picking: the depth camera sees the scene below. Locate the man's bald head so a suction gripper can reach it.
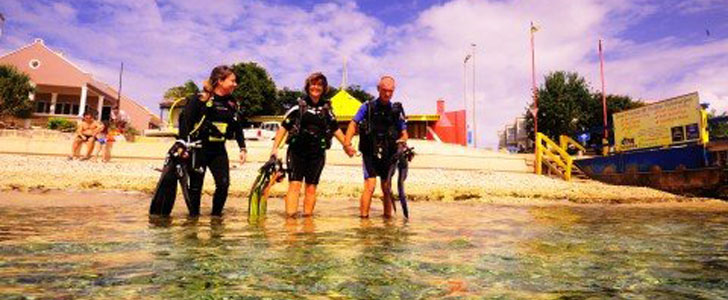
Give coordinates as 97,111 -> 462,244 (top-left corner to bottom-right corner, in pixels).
377,75 -> 396,102
378,76 -> 395,88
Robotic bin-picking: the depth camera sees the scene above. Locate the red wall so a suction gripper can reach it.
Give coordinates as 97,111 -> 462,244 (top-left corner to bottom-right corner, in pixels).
426,100 -> 466,146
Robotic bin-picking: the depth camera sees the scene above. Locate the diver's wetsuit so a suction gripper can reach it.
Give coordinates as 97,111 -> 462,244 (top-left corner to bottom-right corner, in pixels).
179,93 -> 246,216
353,98 -> 407,179
281,96 -> 338,185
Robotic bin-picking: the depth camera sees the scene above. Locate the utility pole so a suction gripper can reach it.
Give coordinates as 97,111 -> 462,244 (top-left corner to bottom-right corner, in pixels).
117,62 -> 124,106
471,43 -> 477,148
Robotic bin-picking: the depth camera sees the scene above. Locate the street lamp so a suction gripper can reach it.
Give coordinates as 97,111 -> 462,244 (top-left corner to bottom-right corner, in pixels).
464,53 -> 471,146
471,43 -> 477,148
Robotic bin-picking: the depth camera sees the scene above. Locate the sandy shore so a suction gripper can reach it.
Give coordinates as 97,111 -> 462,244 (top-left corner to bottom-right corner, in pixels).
0,151 -> 692,204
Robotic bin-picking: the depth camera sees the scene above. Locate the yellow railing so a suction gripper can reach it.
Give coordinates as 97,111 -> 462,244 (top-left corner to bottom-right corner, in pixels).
559,135 -> 586,154
535,132 -> 575,181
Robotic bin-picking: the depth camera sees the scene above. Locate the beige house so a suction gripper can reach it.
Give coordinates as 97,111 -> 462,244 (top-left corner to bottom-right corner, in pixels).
0,38 -> 160,130
498,117 -> 530,151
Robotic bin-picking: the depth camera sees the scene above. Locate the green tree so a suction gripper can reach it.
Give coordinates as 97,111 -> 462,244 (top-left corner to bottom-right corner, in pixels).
583,93 -> 644,143
524,71 -> 644,147
0,65 -> 34,118
325,85 -> 374,102
585,93 -> 643,128
277,87 -> 305,111
524,71 -> 592,140
345,85 -> 374,103
231,62 -> 279,117
163,80 -> 199,100
277,84 -> 373,111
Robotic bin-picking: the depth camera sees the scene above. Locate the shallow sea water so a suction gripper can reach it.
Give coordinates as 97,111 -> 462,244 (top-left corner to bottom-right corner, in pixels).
0,191 -> 727,299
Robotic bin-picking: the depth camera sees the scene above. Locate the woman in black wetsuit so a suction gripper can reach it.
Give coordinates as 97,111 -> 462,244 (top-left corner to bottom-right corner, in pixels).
179,65 -> 247,216
270,72 -> 356,218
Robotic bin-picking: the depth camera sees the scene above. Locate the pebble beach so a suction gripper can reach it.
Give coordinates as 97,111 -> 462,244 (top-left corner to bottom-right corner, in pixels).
0,150 -> 687,204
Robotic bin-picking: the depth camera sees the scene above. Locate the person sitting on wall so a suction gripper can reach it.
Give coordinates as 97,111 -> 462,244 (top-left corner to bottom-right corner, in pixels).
69,111 -> 103,160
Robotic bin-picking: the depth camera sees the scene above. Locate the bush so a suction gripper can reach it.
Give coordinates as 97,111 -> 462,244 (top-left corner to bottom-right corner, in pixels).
122,125 -> 140,142
47,117 -> 77,132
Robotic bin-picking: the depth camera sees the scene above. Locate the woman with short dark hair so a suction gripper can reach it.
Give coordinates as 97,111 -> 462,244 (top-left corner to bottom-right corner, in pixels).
270,72 -> 355,217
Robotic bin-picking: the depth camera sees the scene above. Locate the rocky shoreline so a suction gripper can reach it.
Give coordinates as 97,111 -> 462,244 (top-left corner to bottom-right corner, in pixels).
0,153 -> 691,204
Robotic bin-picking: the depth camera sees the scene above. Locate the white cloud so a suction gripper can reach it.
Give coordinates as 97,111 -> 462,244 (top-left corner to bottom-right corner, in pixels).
374,0 -> 728,147
1,0 -> 726,148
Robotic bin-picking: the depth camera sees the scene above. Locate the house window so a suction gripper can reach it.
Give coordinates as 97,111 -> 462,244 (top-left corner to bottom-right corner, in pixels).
72,104 -> 79,115
34,101 -> 50,113
58,103 -> 72,115
29,59 -> 41,69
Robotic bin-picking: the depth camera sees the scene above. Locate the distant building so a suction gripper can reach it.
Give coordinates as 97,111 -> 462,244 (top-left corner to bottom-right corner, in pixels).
498,117 -> 530,151
0,39 -> 160,130
428,99 -> 466,145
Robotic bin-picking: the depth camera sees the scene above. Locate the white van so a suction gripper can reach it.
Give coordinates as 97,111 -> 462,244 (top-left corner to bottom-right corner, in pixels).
244,122 -> 280,140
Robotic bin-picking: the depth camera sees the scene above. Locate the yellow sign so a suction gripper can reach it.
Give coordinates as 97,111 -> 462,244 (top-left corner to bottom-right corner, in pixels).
613,92 -> 703,152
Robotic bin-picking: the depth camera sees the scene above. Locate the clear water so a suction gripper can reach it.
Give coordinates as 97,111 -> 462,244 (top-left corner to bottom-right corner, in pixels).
0,191 -> 727,299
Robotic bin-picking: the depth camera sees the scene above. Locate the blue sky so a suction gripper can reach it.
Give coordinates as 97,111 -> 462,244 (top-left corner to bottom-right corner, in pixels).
0,0 -> 726,147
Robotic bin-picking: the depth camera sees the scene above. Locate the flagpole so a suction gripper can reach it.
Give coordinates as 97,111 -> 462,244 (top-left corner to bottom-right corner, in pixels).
599,39 -> 608,155
530,22 -> 538,139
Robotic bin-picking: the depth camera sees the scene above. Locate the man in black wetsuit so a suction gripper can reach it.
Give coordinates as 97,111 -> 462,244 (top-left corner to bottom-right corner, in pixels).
179,65 -> 247,216
345,76 -> 408,218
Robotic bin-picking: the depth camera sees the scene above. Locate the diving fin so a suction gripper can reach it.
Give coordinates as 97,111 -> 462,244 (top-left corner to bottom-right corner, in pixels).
149,141 -> 197,216
398,160 -> 409,219
149,157 -> 178,215
248,156 -> 285,219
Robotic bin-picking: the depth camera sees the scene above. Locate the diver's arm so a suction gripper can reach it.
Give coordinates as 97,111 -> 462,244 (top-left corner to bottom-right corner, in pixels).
270,126 -> 288,158
344,120 -> 357,146
397,130 -> 409,144
335,129 -> 355,157
233,121 -> 247,165
233,119 -> 247,151
334,129 -> 347,145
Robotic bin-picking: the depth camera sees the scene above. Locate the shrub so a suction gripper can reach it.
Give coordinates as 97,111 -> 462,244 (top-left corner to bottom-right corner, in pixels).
47,117 -> 77,132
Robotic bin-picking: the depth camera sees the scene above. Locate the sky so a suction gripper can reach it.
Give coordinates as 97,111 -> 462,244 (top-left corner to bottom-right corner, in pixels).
0,0 -> 726,148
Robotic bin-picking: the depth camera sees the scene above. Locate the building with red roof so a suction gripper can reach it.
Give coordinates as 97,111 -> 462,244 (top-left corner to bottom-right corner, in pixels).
0,38 -> 160,131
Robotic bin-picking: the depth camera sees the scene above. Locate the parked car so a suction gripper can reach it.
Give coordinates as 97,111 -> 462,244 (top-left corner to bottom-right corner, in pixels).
243,125 -> 261,140
244,122 -> 280,140
259,122 -> 279,140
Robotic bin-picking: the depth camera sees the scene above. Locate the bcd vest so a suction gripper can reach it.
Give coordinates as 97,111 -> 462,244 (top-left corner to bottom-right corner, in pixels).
286,98 -> 336,150
358,100 -> 404,156
182,95 -> 238,143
